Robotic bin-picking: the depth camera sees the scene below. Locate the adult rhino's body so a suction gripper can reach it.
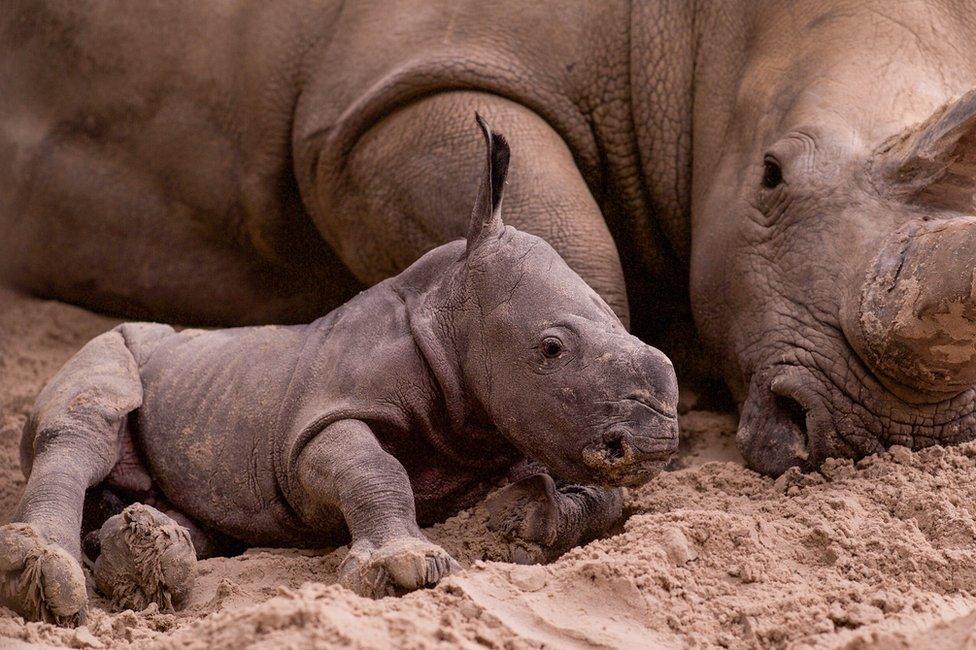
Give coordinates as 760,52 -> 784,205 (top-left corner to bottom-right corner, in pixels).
4,0 -> 976,475
0,0 -> 689,331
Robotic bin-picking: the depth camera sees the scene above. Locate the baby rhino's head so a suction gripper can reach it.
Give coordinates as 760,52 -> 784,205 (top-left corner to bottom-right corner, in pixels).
453,116 -> 678,487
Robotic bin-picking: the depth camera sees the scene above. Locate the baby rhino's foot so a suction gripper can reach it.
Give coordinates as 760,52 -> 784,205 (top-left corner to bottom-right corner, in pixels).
487,474 -> 561,564
0,523 -> 87,625
339,536 -> 460,598
487,474 -> 624,564
93,504 -> 197,612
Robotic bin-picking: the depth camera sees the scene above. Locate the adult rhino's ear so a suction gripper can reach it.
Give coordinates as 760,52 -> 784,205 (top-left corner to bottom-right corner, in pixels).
466,113 -> 510,254
873,89 -> 976,212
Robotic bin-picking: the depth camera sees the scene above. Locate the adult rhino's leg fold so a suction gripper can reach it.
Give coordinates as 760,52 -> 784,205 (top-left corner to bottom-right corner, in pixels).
1,326 -> 142,624
302,91 -> 631,328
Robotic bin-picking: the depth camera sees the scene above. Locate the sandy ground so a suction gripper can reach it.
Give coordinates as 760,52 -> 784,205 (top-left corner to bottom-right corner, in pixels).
2,285 -> 976,649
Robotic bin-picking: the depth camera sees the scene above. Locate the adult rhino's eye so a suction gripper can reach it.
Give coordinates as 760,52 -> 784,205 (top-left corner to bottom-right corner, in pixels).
541,337 -> 564,358
762,157 -> 783,189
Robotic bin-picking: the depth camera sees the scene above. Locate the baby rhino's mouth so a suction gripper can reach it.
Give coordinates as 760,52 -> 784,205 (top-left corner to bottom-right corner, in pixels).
582,421 -> 678,487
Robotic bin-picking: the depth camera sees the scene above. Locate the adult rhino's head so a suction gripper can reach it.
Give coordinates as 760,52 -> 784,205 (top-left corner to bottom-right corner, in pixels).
453,115 -> 678,486
691,5 -> 976,475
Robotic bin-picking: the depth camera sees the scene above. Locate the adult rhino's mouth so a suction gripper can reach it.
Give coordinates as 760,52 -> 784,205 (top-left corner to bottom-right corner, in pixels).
737,335 -> 976,476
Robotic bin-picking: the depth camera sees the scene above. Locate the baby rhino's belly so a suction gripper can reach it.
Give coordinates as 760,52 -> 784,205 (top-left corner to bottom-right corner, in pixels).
132,328 -> 331,548
400,454 -> 507,527
135,404 -> 320,547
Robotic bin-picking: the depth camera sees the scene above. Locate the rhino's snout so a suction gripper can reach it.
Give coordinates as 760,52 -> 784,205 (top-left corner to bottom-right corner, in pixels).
582,407 -> 678,487
737,367 -> 832,476
578,345 -> 680,486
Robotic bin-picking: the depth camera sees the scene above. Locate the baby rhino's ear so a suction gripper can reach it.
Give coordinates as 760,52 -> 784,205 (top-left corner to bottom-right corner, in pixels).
466,113 -> 510,254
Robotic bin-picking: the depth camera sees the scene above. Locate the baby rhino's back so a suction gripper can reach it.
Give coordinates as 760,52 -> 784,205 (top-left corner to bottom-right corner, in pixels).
124,321 -> 322,546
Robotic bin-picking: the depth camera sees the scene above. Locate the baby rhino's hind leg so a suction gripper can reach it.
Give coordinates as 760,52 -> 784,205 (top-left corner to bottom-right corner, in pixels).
1,326 -> 144,624
93,504 -> 197,612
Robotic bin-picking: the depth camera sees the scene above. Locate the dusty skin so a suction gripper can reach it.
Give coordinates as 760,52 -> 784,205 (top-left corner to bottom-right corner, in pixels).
1,119 -> 680,623
3,285 -> 976,648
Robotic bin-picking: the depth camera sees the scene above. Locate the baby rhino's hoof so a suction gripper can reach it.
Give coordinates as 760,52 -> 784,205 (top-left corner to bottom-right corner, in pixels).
93,504 -> 196,612
487,474 -> 561,564
339,537 -> 460,598
0,523 -> 88,625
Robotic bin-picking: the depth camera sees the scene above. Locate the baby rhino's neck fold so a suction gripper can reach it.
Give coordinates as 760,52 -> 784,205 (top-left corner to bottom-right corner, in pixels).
397,268 -> 518,471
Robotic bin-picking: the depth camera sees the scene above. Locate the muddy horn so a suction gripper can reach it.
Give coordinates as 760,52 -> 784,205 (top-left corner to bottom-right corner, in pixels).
844,217 -> 976,395
845,90 -> 976,395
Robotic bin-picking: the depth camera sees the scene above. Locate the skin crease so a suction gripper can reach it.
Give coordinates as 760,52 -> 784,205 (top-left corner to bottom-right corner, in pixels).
4,3 -> 976,473
0,120 -> 679,624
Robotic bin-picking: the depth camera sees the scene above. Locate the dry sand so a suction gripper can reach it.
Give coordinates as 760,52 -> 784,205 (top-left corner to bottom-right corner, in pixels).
2,285 -> 976,649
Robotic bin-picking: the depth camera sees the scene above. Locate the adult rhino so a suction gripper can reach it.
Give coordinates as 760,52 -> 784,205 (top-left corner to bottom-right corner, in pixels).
2,0 -> 976,476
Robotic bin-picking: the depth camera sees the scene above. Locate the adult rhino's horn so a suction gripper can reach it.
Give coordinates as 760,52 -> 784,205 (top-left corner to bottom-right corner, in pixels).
842,215 -> 976,397
466,113 -> 510,254
872,89 -> 976,213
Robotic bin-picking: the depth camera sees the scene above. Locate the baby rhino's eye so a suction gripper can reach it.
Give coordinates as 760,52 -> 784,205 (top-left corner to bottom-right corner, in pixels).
542,336 -> 564,358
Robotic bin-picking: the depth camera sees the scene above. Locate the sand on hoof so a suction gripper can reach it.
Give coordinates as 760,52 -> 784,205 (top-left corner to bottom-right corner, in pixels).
93,504 -> 197,612
4,285 -> 976,649
0,523 -> 87,626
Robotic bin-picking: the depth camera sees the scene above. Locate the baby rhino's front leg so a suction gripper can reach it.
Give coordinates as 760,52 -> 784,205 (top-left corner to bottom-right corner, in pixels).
297,419 -> 460,598
487,469 -> 624,563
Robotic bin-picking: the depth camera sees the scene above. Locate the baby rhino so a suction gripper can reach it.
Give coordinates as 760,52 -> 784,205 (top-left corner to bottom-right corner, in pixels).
0,117 -> 679,624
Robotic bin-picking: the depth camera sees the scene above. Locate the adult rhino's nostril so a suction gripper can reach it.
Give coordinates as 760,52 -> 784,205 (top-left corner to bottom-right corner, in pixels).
738,372 -> 818,477
773,393 -> 809,442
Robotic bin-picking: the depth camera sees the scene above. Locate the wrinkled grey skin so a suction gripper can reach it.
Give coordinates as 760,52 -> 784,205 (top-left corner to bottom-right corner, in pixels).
0,120 -> 679,624
4,2 -> 976,477
691,2 -> 976,475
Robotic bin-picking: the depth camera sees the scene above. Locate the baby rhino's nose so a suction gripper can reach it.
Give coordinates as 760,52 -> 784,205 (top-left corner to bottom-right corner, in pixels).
582,421 -> 678,487
581,343 -> 679,487
637,345 -> 679,415
602,429 -> 632,461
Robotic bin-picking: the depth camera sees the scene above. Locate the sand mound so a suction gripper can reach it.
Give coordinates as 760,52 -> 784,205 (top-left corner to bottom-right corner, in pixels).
2,286 -> 976,649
